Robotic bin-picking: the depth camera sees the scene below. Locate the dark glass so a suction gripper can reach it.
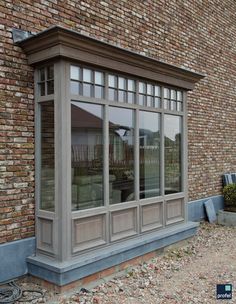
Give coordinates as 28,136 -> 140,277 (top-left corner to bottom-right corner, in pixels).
109,107 -> 134,204
39,68 -> 45,82
47,65 -> 54,80
164,115 -> 182,194
39,83 -> 45,96
40,101 -> 55,211
47,80 -> 54,95
139,111 -> 160,199
71,102 -> 103,210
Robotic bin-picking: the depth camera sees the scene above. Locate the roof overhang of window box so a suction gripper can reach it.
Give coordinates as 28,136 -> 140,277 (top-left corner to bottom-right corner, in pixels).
18,26 -> 204,90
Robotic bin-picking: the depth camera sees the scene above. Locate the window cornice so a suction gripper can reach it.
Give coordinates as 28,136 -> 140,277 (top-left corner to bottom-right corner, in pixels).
18,26 -> 204,90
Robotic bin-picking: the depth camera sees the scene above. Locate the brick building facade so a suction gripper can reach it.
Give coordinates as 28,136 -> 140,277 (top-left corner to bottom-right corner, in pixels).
0,0 -> 235,285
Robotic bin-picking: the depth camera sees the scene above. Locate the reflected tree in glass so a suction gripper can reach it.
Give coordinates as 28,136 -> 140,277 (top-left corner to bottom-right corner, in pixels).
71,102 -> 103,210
109,107 -> 134,203
139,111 -> 160,199
164,115 -> 182,194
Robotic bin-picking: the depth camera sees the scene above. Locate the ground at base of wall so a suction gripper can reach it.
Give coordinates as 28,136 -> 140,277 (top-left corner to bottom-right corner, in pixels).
8,222 -> 236,303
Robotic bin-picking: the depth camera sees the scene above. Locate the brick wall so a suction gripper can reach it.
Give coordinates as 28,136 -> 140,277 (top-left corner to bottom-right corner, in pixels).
1,0 -> 236,243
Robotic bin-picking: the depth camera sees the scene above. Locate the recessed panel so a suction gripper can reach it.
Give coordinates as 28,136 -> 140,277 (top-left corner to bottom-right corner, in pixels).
141,202 -> 163,232
166,198 -> 184,225
38,218 -> 54,253
73,215 -> 106,252
111,208 -> 137,241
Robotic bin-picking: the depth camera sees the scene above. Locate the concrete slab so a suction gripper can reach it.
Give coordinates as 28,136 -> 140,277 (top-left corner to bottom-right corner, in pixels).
204,199 -> 217,223
218,210 -> 236,226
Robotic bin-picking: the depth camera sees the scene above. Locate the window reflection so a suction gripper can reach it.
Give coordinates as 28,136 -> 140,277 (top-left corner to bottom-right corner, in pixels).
139,111 -> 160,199
164,115 -> 182,194
109,107 -> 134,204
71,102 -> 103,210
40,101 -> 55,211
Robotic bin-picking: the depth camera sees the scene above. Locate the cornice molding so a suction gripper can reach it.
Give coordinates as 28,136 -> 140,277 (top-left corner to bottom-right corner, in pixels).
18,26 -> 205,90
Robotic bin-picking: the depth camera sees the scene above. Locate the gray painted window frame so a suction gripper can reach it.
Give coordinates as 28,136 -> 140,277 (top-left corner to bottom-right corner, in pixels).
34,59 -> 188,260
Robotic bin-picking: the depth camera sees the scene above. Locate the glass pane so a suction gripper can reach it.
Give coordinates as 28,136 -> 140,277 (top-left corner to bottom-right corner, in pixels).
39,83 -> 45,96
177,91 -> 183,101
95,85 -> 104,99
127,92 -> 135,104
177,101 -> 183,112
139,82 -> 146,94
71,66 -> 80,80
109,107 -> 134,204
155,86 -> 160,97
108,75 -> 116,88
47,80 -> 54,95
147,84 -> 153,95
164,99 -> 169,110
171,89 -> 176,100
154,97 -> 161,108
118,77 -> 126,90
95,71 -> 104,85
40,101 -> 55,211
83,69 -> 92,83
71,102 -> 103,210
71,81 -> 80,95
118,90 -> 126,102
171,100 -> 177,111
83,83 -> 92,97
164,88 -> 170,99
139,94 -> 146,106
47,65 -> 54,80
108,88 -> 116,101
164,115 -> 182,194
128,79 -> 135,91
39,68 -> 45,82
147,96 -> 153,107
139,111 -> 160,199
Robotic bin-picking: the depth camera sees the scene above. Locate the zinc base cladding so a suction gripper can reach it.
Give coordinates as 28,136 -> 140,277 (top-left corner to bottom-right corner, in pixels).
27,221 -> 198,286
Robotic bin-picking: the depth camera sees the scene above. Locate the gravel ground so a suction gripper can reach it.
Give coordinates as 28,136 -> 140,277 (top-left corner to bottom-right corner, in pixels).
14,222 -> 236,303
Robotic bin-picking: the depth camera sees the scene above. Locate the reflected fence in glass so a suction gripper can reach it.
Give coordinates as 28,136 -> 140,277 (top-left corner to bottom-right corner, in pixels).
71,102 -> 103,210
109,107 -> 134,203
40,101 -> 55,211
164,115 -> 182,194
139,111 -> 160,199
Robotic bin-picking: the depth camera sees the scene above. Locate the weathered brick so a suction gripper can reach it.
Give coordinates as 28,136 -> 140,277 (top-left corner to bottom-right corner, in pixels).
0,0 -> 235,245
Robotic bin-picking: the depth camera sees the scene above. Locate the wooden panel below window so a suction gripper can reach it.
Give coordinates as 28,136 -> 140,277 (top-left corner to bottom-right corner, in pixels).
141,202 -> 163,232
111,208 -> 137,241
37,218 -> 54,253
166,198 -> 184,225
72,214 -> 106,253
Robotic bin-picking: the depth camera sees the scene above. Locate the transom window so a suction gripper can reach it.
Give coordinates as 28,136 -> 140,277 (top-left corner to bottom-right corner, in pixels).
70,65 -> 183,112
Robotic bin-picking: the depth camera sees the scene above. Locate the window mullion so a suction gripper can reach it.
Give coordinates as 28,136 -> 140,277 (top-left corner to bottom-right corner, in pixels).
134,108 -> 139,201
104,104 -> 109,207
160,86 -> 165,198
